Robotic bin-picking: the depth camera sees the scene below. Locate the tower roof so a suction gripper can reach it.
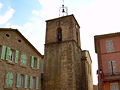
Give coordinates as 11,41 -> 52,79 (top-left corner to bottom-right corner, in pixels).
46,14 -> 80,28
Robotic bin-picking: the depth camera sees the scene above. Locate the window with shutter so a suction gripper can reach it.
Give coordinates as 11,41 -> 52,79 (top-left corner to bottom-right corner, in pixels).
106,40 -> 114,53
1,45 -> 6,60
6,47 -> 15,62
21,53 -> 27,66
6,72 -> 13,87
32,77 -> 36,89
108,61 -> 117,75
36,77 -> 39,89
15,50 -> 19,64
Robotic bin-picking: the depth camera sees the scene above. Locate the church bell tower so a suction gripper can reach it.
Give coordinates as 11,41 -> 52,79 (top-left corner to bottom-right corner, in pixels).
44,15 -> 82,90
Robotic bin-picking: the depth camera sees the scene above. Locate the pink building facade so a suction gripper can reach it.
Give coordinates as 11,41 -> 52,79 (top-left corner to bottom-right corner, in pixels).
94,33 -> 120,90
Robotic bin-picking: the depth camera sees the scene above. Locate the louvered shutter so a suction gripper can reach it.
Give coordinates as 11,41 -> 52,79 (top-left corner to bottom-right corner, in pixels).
6,72 -> 10,86
15,50 -> 19,64
31,56 -> 34,68
6,47 -> 10,61
106,40 -> 114,52
112,61 -> 117,75
21,53 -> 26,66
9,72 -> 13,87
37,58 -> 40,69
29,76 -> 33,89
108,61 -> 112,75
16,73 -> 20,87
24,75 -> 28,88
36,77 -> 39,89
1,46 -> 6,60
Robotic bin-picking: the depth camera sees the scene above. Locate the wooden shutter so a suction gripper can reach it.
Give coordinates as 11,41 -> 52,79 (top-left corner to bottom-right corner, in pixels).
108,61 -> 112,75
106,40 -> 114,52
6,47 -> 10,61
37,58 -> 40,69
6,72 -> 10,86
31,56 -> 34,68
16,73 -> 20,87
6,72 -> 13,87
21,53 -> 26,66
9,72 -> 13,87
15,50 -> 19,64
29,76 -> 33,89
36,77 -> 39,89
112,61 -> 117,75
1,46 -> 6,60
24,75 -> 28,88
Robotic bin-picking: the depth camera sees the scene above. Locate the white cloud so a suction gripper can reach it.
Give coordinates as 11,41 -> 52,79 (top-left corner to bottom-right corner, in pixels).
0,2 -> 3,9
38,0 -> 61,19
32,10 -> 40,16
0,7 -> 15,24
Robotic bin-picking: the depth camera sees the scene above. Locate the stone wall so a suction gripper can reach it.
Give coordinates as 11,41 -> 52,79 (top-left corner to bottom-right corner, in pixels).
44,41 -> 82,90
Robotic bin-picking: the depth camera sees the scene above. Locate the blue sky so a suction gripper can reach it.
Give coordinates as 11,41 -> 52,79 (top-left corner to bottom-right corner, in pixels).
0,0 -> 120,85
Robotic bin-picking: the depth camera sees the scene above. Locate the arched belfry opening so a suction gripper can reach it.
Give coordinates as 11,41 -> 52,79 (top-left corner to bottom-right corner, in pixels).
57,27 -> 62,42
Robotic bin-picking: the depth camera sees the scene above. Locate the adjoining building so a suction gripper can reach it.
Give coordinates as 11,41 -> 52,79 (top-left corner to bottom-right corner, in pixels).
94,32 -> 120,90
0,28 -> 43,90
81,50 -> 93,90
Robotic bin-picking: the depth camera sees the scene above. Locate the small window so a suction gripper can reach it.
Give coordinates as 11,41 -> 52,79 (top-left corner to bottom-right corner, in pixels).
6,34 -> 9,37
76,31 -> 78,43
33,57 -> 37,68
9,49 -> 15,62
18,40 -> 21,43
57,28 -> 62,42
106,40 -> 114,53
57,21 -> 62,26
108,61 -> 117,75
32,77 -> 36,89
19,74 -> 24,88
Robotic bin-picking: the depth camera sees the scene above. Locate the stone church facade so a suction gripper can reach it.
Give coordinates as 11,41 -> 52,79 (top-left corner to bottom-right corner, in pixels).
43,14 -> 93,90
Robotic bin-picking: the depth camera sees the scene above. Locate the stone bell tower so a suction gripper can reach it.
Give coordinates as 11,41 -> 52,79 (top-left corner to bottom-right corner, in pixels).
44,15 -> 82,90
